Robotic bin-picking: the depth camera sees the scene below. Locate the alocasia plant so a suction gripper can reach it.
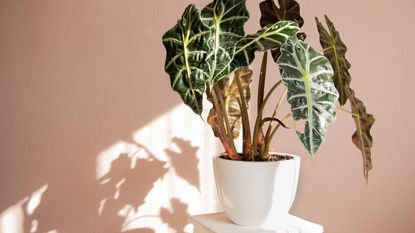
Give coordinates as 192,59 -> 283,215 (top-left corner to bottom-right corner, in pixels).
162,0 -> 375,180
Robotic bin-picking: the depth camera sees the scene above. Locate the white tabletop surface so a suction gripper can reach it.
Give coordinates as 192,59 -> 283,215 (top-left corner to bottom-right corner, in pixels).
189,212 -> 323,233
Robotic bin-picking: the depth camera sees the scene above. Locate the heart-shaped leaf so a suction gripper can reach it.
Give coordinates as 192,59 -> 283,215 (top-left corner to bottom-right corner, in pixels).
278,37 -> 339,155
162,5 -> 210,114
316,15 -> 351,106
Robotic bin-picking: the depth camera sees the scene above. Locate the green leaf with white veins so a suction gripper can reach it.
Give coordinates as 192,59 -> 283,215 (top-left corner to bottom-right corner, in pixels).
278,38 -> 339,155
201,0 -> 299,85
200,0 -> 249,84
162,5 -> 210,114
163,0 -> 299,114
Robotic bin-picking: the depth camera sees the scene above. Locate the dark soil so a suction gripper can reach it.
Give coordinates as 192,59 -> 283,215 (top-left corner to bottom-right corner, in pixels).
220,153 -> 293,162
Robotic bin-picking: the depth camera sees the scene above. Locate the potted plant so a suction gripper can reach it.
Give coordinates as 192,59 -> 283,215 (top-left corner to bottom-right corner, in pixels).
162,0 -> 375,228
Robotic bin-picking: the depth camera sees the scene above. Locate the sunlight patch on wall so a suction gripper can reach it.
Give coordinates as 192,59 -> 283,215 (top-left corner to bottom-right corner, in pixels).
0,200 -> 26,233
96,103 -> 222,233
0,184 -> 48,233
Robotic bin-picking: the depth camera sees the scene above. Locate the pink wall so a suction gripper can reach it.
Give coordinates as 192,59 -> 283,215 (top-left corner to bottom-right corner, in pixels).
1,0 -> 414,232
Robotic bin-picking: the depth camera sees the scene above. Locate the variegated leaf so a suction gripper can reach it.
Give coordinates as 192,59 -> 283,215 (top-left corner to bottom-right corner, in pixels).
237,21 -> 300,52
201,0 -> 250,84
162,5 -> 210,114
316,15 -> 351,106
278,37 -> 339,155
346,87 -> 375,181
201,0 -> 299,85
163,0 -> 299,115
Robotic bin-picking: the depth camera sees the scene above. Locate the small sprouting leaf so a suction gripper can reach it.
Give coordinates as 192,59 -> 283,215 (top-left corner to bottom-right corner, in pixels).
316,15 -> 351,106
278,37 -> 339,155
346,87 -> 375,181
162,5 -> 210,114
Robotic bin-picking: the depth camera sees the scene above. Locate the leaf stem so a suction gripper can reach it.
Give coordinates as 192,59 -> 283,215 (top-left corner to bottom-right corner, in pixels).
252,80 -> 282,159
265,88 -> 287,142
263,113 -> 292,155
212,85 -> 239,159
235,72 -> 252,160
258,52 -> 268,113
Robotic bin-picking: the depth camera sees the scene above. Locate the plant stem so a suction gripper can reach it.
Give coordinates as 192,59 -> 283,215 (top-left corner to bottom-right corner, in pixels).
211,86 -> 239,159
252,80 -> 282,159
258,52 -> 267,113
235,73 -> 252,160
265,88 -> 287,142
263,113 -> 292,156
256,52 -> 268,159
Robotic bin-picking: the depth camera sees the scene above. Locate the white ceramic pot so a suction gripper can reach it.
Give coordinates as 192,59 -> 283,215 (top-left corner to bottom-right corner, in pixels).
212,153 -> 300,228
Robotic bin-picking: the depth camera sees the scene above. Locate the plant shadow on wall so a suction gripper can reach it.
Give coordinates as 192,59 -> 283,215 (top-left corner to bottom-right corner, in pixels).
20,137 -> 200,233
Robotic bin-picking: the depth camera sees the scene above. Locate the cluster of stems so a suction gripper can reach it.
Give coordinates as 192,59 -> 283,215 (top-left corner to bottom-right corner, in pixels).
210,52 -> 290,161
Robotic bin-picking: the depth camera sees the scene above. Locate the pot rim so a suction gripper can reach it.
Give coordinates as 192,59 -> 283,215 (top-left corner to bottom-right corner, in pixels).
213,152 -> 300,163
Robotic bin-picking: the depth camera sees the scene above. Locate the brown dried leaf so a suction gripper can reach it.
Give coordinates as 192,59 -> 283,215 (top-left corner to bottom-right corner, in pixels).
346,87 -> 375,181
207,67 -> 253,139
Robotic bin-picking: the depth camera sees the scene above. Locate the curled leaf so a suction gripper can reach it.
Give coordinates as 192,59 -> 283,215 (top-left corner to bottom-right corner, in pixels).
207,67 -> 253,139
346,87 -> 375,181
316,15 -> 375,180
261,117 -> 289,129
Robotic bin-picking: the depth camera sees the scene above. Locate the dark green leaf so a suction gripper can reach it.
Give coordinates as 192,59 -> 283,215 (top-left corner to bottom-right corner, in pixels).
162,5 -> 210,114
200,0 -> 249,85
163,1 -> 299,115
201,0 -> 299,86
316,15 -> 351,106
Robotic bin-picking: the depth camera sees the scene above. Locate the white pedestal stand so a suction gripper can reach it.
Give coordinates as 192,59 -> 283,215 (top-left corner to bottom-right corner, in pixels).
189,212 -> 323,233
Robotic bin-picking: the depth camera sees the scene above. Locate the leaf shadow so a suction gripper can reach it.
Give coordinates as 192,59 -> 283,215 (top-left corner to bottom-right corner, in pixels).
21,137 -> 200,233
